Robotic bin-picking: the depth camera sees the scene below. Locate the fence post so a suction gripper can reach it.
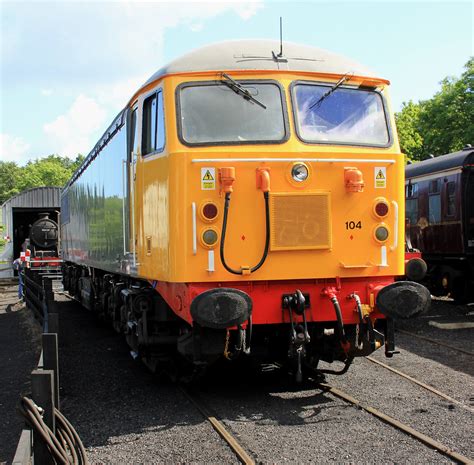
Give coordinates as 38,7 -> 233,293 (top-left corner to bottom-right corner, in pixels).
31,370 -> 55,465
48,311 -> 59,334
42,334 -> 60,410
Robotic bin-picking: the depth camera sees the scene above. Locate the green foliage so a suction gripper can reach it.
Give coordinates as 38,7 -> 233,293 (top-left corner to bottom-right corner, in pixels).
396,58 -> 474,161
0,161 -> 22,204
0,154 -> 84,204
395,101 -> 424,162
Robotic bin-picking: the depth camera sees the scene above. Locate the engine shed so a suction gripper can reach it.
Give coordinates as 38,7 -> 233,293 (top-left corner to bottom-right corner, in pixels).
0,187 -> 61,278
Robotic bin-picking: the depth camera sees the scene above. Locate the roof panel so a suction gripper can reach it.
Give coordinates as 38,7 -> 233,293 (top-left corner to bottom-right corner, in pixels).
406,147 -> 474,179
138,39 -> 383,94
1,187 -> 61,209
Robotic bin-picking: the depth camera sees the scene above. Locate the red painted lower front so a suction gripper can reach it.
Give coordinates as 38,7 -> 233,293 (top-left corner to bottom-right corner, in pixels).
151,276 -> 393,326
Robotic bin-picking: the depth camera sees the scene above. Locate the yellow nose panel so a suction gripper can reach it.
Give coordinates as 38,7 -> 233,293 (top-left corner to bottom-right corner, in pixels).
269,192 -> 332,251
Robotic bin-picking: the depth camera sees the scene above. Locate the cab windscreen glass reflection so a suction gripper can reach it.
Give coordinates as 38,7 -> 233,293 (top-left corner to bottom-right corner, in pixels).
179,83 -> 286,145
293,83 -> 390,146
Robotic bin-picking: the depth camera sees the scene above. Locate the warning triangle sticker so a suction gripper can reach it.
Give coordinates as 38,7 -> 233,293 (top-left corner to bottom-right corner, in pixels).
376,170 -> 385,179
203,170 -> 214,181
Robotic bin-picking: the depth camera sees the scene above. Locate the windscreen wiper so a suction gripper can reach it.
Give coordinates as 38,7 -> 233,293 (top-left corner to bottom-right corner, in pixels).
220,73 -> 267,109
309,72 -> 354,110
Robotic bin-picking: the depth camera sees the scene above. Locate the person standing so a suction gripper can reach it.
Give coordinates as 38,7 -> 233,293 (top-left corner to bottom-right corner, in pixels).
12,257 -> 24,300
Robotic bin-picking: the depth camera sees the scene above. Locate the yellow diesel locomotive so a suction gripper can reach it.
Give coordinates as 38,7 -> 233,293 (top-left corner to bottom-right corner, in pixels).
61,40 -> 430,380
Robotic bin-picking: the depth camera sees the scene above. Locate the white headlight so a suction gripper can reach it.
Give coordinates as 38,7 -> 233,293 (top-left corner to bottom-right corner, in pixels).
291,163 -> 309,182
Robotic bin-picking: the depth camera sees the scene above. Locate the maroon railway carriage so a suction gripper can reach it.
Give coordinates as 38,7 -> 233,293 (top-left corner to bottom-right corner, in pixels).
405,145 -> 474,303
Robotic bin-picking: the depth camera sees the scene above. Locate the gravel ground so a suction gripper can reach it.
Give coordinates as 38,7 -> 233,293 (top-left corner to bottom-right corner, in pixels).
5,286 -> 472,464
57,294 -> 238,464
196,370 -> 458,464
57,295 -> 472,464
0,280 -> 42,464
194,299 -> 473,463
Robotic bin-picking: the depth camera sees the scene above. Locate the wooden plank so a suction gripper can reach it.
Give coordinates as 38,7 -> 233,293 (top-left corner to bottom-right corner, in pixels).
12,429 -> 32,465
31,370 -> 55,465
48,312 -> 59,334
42,334 -> 59,410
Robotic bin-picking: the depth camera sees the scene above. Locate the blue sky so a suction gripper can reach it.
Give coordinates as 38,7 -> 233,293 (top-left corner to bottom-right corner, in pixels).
0,0 -> 472,164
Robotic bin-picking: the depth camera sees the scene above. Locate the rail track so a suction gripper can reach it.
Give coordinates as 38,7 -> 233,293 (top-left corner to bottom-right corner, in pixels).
181,377 -> 472,465
397,329 -> 474,356
365,356 -> 474,413
318,383 -> 473,465
179,387 -> 255,465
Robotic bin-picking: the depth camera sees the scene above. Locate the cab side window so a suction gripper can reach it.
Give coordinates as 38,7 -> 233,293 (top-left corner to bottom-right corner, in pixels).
142,90 -> 165,155
130,107 -> 139,156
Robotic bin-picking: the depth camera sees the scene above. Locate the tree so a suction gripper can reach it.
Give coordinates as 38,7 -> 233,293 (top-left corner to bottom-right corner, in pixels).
395,101 -> 424,161
418,58 -> 473,156
396,58 -> 474,161
0,162 -> 22,204
0,154 -> 84,205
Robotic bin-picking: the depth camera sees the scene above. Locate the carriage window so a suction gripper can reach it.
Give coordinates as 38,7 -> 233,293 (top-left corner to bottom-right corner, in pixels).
429,194 -> 441,223
178,82 -> 287,145
406,183 -> 418,198
429,179 -> 441,194
446,181 -> 456,216
406,198 -> 418,225
143,91 -> 165,155
292,83 -> 390,146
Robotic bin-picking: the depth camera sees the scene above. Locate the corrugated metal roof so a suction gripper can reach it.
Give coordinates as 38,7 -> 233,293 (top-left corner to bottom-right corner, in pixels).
1,187 -> 61,209
137,39 -> 385,96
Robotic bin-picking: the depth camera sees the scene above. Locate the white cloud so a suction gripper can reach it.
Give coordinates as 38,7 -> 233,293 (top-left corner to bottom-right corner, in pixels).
0,134 -> 31,164
95,74 -> 150,111
43,94 -> 107,158
3,1 -> 265,160
190,22 -> 204,32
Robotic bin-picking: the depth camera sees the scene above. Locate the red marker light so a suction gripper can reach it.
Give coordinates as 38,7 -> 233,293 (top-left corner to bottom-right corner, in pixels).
374,200 -> 389,217
202,203 -> 218,221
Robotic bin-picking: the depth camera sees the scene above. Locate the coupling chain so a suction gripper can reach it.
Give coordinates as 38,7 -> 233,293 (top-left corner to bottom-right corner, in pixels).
355,323 -> 363,350
224,329 -> 231,360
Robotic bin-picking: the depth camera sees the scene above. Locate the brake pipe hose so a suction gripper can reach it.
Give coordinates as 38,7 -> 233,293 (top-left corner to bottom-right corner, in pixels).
329,295 -> 351,354
220,191 -> 270,275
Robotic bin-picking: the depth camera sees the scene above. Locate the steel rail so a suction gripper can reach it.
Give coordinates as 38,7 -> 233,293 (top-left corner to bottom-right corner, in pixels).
179,387 -> 255,465
365,356 -> 474,413
319,383 -> 473,465
397,329 -> 474,356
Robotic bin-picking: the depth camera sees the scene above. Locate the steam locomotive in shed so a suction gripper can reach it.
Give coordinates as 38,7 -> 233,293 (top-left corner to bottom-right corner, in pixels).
406,145 -> 474,303
61,40 -> 430,381
23,212 -> 61,268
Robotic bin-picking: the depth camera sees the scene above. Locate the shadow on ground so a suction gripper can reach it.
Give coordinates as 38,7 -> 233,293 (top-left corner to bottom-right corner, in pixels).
395,300 -> 474,377
0,293 -> 41,464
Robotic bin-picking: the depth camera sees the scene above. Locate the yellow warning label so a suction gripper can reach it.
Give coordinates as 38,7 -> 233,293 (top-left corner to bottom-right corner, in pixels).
374,167 -> 386,188
201,167 -> 216,190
